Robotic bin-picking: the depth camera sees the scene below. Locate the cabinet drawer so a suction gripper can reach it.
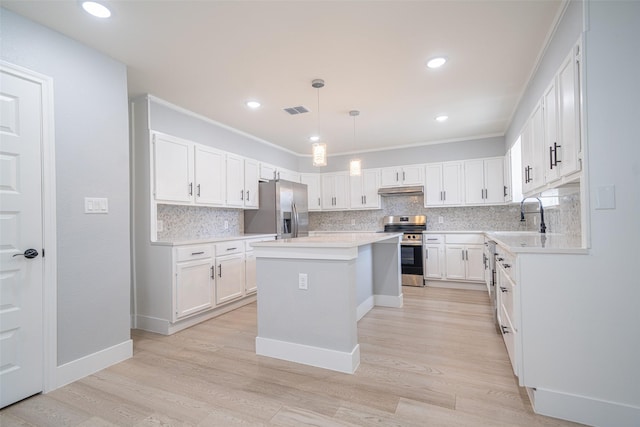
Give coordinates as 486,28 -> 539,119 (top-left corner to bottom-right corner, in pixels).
445,234 -> 484,244
215,240 -> 243,255
498,270 -> 516,326
423,234 -> 444,244
176,244 -> 213,262
499,304 -> 517,376
496,249 -> 516,282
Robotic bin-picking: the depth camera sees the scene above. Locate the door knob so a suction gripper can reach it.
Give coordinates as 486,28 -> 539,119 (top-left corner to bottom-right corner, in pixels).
13,248 -> 39,259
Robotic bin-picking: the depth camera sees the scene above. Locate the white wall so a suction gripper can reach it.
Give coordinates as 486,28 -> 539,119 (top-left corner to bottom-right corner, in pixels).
1,10 -> 131,365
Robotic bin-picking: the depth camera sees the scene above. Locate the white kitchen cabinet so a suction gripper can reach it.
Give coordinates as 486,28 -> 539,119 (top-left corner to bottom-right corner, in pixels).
278,168 -> 300,183
226,154 -> 259,208
444,234 -> 484,282
321,172 -> 349,210
521,101 -> 545,194
424,162 -> 464,206
300,173 -> 322,211
503,148 -> 512,203
153,133 -> 228,207
380,164 -> 424,187
423,234 -> 444,280
152,133 -> 194,203
194,145 -> 226,206
215,241 -> 245,305
174,244 -> 215,321
259,162 -> 277,181
464,157 -> 505,205
349,168 -> 381,210
495,245 -> 519,376
543,81 -> 560,184
244,237 -> 275,295
555,43 -> 582,179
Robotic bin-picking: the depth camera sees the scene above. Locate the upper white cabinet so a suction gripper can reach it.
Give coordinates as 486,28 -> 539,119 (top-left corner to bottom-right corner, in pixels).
424,162 -> 464,207
278,168 -> 301,183
153,133 -> 226,206
226,154 -> 259,209
349,169 -> 381,210
380,164 -> 424,187
521,40 -> 582,196
464,157 -> 504,205
300,173 -> 322,211
259,163 -> 277,181
321,172 -> 350,210
194,145 -> 226,206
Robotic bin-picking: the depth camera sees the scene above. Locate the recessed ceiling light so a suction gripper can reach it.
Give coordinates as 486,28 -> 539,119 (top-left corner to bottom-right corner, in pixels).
435,115 -> 449,122
309,135 -> 320,142
427,57 -> 447,69
245,100 -> 261,109
81,1 -> 111,18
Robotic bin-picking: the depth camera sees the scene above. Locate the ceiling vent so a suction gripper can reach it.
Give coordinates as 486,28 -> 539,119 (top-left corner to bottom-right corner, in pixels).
283,106 -> 310,115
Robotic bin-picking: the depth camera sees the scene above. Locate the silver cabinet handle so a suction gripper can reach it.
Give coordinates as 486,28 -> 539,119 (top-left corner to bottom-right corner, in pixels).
443,190 -> 446,200
317,197 -> 321,206
364,195 -> 367,204
218,264 -> 222,278
210,266 -> 215,279
189,182 -> 193,196
462,250 -> 465,261
226,247 -> 237,251
191,251 -> 205,255
396,172 -> 399,181
246,190 -> 250,201
240,190 -> 244,200
197,184 -> 201,197
403,171 -> 406,181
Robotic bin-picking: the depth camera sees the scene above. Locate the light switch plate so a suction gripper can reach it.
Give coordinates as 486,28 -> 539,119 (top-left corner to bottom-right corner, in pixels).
84,197 -> 108,214
298,273 -> 308,290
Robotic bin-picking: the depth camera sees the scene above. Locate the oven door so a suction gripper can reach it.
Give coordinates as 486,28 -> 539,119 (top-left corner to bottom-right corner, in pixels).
400,243 -> 424,287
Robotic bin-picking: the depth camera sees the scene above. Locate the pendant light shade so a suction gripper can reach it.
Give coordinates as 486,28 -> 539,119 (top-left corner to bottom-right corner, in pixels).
311,79 -> 327,167
312,143 -> 327,167
349,110 -> 361,176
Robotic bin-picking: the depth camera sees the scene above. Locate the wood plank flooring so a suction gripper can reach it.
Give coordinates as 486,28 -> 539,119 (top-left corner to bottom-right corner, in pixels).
1,287 -> 585,426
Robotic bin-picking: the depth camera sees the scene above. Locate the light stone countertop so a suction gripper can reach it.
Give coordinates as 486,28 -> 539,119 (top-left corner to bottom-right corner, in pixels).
152,233 -> 277,246
484,231 -> 586,254
252,232 -> 403,249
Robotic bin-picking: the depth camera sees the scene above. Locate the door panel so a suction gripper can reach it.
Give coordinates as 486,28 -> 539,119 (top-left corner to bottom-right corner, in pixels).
0,68 -> 44,408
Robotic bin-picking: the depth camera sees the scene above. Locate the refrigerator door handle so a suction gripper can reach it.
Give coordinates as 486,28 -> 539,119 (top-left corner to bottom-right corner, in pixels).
292,203 -> 299,237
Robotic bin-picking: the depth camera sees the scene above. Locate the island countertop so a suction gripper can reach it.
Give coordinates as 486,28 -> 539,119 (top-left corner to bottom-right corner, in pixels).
485,231 -> 587,254
252,232 -> 403,260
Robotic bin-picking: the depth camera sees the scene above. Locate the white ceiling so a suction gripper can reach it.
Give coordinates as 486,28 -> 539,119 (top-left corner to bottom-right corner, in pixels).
3,0 -> 563,156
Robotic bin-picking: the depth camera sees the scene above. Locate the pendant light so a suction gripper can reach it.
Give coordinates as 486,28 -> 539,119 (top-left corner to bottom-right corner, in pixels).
311,79 -> 327,167
349,110 -> 361,176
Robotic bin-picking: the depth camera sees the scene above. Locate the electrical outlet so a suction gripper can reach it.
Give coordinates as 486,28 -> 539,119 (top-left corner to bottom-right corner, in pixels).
157,220 -> 163,232
224,220 -> 229,229
438,216 -> 444,224
298,273 -> 308,290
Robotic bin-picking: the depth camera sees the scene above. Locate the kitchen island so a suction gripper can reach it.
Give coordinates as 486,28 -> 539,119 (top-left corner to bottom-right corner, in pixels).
251,232 -> 403,374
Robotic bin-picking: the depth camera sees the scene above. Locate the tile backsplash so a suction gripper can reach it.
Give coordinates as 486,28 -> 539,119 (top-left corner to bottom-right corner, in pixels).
156,204 -> 243,241
310,193 -> 581,236
156,192 -> 581,240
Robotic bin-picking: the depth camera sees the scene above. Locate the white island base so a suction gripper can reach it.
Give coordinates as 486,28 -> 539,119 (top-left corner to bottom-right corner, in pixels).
252,233 -> 403,374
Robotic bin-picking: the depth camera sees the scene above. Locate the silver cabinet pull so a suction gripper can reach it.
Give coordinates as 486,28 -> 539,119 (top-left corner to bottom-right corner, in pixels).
197,184 -> 201,197
317,197 -> 321,206
210,266 -> 215,279
191,251 -> 205,255
218,264 -> 222,278
226,247 -> 237,251
240,190 -> 244,200
246,190 -> 250,201
403,171 -> 406,181
396,172 -> 399,181
188,182 -> 193,196
364,195 -> 367,204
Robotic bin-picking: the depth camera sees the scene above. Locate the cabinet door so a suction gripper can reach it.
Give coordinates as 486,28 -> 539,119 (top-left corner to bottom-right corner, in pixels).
321,174 -> 336,209
483,158 -> 505,204
259,163 -> 277,181
278,169 -> 300,183
244,159 -> 260,208
362,169 -> 381,209
465,246 -> 485,282
245,252 -> 257,294
226,154 -> 245,207
175,259 -> 214,320
424,245 -> 443,279
442,162 -> 463,205
543,82 -> 560,184
464,159 -> 485,205
349,174 -> 364,208
401,165 -> 424,185
194,146 -> 225,206
522,103 -> 545,193
424,164 -> 443,206
153,134 -> 193,203
301,173 -> 322,211
557,46 -> 581,177
333,172 -> 350,209
216,253 -> 245,305
380,167 -> 401,187
445,246 -> 466,280
503,151 -> 512,203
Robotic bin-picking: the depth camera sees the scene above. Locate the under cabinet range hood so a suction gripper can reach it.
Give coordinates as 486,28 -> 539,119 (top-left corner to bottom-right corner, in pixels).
378,186 -> 424,196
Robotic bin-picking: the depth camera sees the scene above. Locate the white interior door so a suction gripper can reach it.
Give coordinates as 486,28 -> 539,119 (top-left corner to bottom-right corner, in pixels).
0,67 -> 45,407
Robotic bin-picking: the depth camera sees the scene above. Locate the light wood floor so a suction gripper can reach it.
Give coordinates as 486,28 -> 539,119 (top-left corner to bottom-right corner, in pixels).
1,287 -> 584,426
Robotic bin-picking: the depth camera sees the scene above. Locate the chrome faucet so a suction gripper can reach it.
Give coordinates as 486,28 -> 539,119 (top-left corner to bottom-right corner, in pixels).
520,197 -> 547,233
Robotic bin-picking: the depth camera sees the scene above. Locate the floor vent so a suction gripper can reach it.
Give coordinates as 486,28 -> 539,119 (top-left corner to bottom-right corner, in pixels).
283,106 -> 310,115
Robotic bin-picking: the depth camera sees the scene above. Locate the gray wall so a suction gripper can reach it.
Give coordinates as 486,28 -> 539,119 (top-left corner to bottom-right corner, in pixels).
504,0 -> 583,147
1,9 -> 131,365
147,97 -> 299,170
298,135 -> 505,173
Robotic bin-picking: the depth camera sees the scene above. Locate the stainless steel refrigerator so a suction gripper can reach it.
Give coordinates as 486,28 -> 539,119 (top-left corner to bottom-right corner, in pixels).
244,179 -> 309,239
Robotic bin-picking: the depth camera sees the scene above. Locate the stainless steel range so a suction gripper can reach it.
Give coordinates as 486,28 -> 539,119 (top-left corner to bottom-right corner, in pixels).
383,215 -> 426,287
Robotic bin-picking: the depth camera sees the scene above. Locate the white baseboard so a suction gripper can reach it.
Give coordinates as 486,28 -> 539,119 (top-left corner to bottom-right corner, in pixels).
55,339 -> 132,389
374,293 -> 404,308
356,296 -> 374,321
135,294 -> 257,335
256,337 -> 360,374
425,280 -> 485,291
532,387 -> 640,427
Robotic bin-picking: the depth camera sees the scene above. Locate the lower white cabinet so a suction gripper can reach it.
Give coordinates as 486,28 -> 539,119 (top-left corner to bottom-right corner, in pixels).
134,235 -> 274,335
423,234 -> 444,279
495,245 -> 519,377
424,233 -> 484,283
445,245 -> 484,281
